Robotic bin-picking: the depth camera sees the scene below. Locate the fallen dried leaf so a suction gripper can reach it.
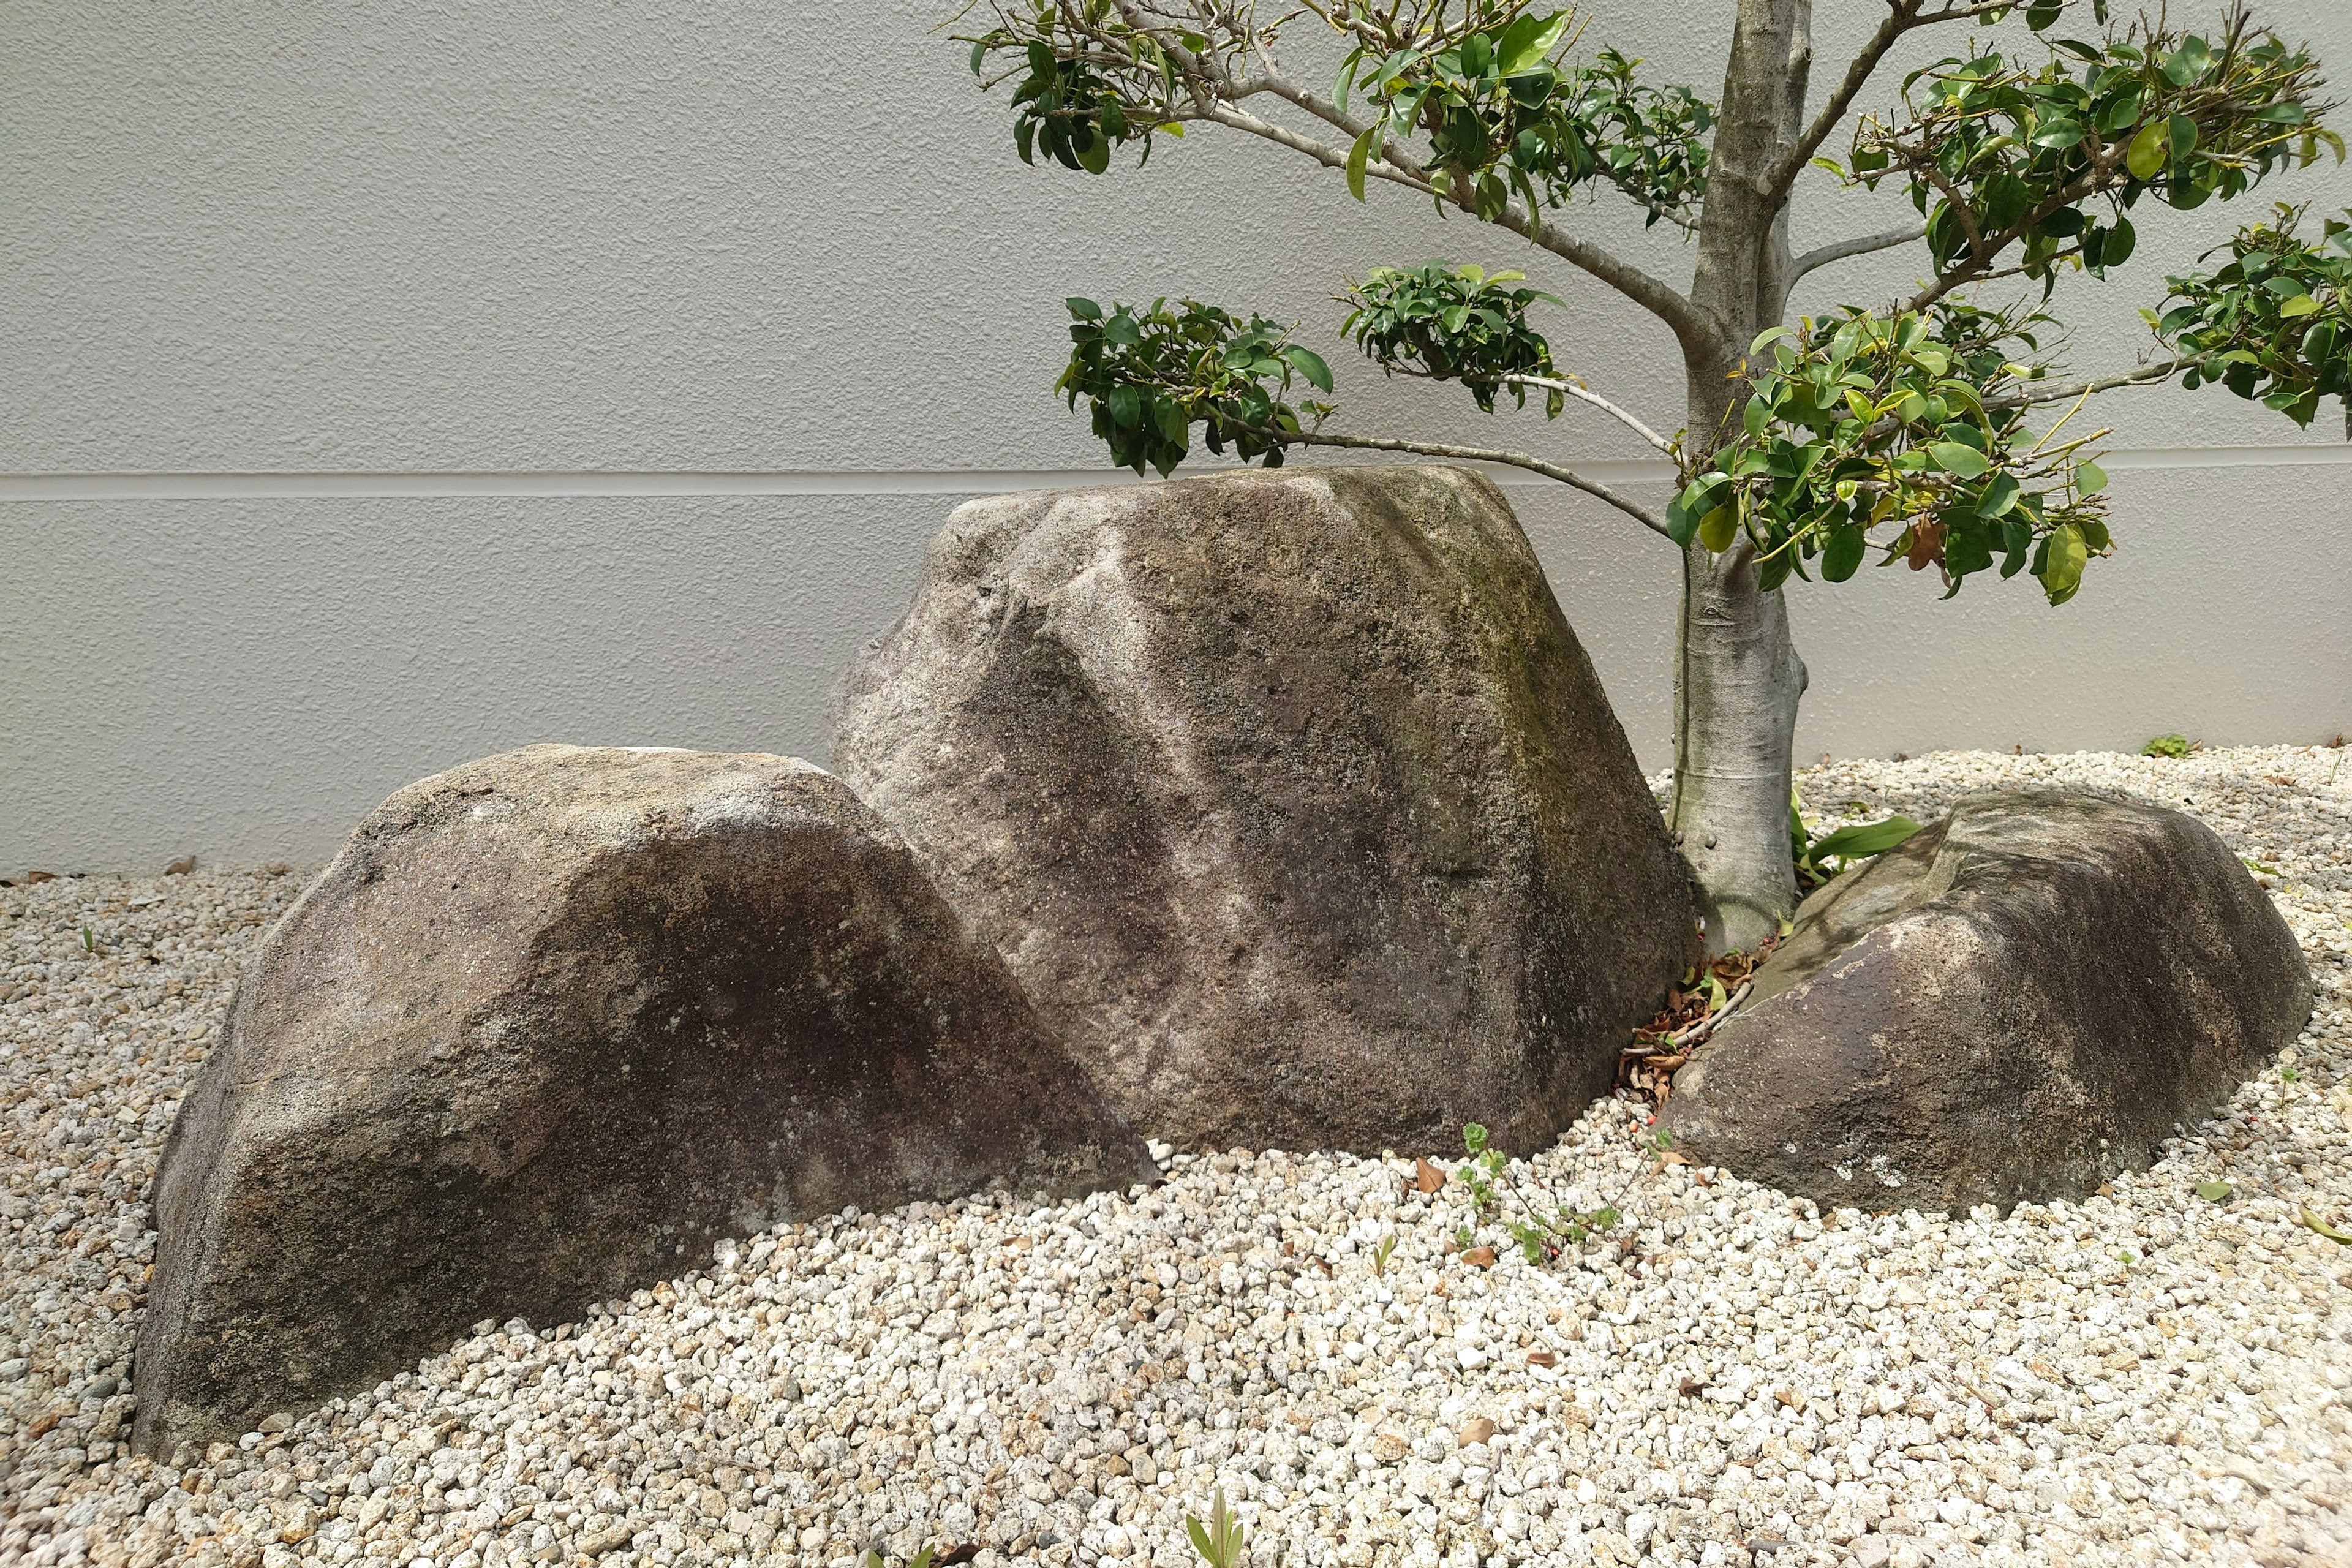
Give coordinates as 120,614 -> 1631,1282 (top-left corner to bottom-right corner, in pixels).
1659,1150 -> 1692,1166
24,870 -> 58,884
164,855 -> 197,876
1458,1415 -> 1497,1447
1678,1376 -> 1708,1398
1414,1158 -> 1445,1194
1462,1246 -> 1496,1268
1526,1351 -> 1556,1368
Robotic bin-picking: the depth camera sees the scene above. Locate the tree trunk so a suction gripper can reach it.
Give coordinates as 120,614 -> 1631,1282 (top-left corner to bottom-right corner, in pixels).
1670,0 -> 1815,954
1670,544 -> 1807,952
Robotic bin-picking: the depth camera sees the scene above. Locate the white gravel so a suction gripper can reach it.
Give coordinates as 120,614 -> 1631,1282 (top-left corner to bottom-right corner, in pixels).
4,746 -> 2349,1568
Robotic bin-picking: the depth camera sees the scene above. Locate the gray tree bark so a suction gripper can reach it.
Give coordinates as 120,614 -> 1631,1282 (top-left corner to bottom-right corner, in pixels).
1670,0 -> 1817,953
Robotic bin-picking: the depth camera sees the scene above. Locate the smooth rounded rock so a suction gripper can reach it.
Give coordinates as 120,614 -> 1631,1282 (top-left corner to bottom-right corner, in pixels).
133,744 -> 1152,1457
1662,788 -> 2314,1210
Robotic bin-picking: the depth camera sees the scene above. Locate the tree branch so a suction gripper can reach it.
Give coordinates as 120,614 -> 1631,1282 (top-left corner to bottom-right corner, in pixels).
1989,356 -> 2198,409
1760,1 -> 1920,211
1503,374 -> 1682,455
1789,222 -> 1928,282
1758,0 -> 2019,213
1237,426 -> 1672,537
1197,96 -> 1722,355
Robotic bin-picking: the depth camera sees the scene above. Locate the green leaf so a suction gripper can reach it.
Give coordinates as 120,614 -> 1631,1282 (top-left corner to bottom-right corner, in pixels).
2075,459 -> 2109,496
2195,1179 -> 2234,1202
1806,815 -> 1924,864
2127,119 -> 2170,180
1346,124 -> 1378,202
1697,505 -> 1738,553
1066,296 -> 1103,321
1976,473 -> 2022,518
2304,1208 -> 2352,1245
1107,385 -> 1141,428
1928,442 -> 1990,478
1283,345 -> 1334,393
2042,522 -> 2089,605
1494,10 -> 1570,75
1822,524 -> 1866,582
2278,294 -> 2323,318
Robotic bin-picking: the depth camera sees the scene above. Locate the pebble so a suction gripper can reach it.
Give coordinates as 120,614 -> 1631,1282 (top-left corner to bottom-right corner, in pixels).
2,747 -> 2348,1567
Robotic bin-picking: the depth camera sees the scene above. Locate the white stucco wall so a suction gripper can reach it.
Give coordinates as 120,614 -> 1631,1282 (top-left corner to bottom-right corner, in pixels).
5,1 -> 2349,872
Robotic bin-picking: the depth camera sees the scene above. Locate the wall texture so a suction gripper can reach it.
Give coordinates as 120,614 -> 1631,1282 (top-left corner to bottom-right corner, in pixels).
6,1 -> 2349,871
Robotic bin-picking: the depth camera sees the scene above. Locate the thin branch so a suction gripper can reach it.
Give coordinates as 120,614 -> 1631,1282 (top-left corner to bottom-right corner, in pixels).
1504,375 -> 1682,455
1759,0 -> 2018,213
1901,162 -> 2111,313
1199,98 -> 1721,353
1789,222 -> 1928,282
1761,1 -> 1919,211
1381,363 -> 1681,454
1234,424 -> 1672,537
1989,356 -> 2198,409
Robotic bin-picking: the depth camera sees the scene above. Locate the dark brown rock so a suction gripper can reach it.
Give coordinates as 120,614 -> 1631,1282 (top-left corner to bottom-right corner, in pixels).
134,745 -> 1152,1457
831,466 -> 1698,1155
1660,790 -> 2312,1212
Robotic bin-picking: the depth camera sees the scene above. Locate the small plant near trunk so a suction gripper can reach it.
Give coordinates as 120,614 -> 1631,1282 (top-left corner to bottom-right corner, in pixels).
1792,796 -> 1924,891
2144,733 -> 2196,757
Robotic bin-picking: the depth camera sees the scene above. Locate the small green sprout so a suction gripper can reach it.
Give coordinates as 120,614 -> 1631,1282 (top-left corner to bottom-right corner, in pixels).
1185,1487 -> 1246,1568
2143,734 -> 2193,758
1370,1234 -> 1397,1275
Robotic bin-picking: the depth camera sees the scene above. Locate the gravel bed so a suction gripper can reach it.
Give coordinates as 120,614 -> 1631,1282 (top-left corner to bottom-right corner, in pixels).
4,746 -> 2349,1568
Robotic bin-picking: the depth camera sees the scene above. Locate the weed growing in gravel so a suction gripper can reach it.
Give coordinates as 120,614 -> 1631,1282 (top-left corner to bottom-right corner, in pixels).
1453,1122 -> 1626,1265
2144,733 -> 2196,758
1370,1233 -> 1396,1275
1185,1488 -> 1246,1568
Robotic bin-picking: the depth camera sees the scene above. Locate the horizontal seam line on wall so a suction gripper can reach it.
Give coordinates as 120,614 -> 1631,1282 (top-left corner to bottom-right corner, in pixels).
0,444 -> 2345,500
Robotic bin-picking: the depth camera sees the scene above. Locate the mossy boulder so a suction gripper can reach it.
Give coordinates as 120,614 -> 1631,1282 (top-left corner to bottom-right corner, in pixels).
832,466 -> 1697,1154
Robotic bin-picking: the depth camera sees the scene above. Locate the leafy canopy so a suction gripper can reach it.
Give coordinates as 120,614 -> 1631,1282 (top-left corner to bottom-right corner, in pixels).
1667,305 -> 2114,605
961,0 -> 2345,610
2155,204 -> 2352,428
1844,6 -> 2335,298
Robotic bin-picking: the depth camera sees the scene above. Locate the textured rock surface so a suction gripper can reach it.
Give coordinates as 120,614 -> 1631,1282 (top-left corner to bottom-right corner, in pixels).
133,745 -> 1152,1457
832,466 -> 1697,1155
1662,789 -> 2313,1212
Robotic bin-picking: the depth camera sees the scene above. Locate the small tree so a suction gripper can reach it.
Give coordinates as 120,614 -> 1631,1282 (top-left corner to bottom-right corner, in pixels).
956,0 -> 2343,951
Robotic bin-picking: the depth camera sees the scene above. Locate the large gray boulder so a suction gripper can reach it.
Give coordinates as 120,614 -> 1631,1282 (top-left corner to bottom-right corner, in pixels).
831,466 -> 1698,1155
135,745 -> 1152,1457
1660,790 -> 2312,1212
